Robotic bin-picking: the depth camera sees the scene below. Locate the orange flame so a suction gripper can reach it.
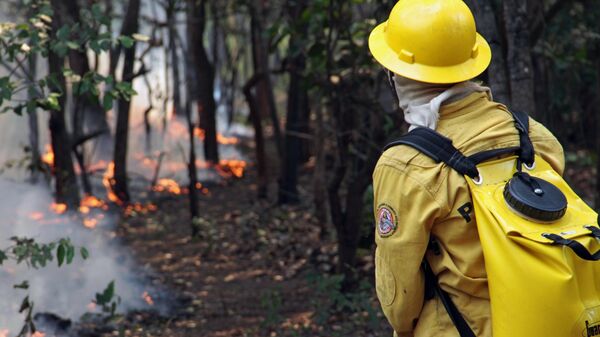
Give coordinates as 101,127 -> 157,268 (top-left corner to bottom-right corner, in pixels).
50,203 -> 67,214
142,291 -> 154,306
217,160 -> 247,178
41,144 -> 54,167
0,329 -> 8,337
194,127 -> 239,145
102,162 -> 121,205
153,178 -> 182,195
83,218 -> 98,229
32,332 -> 45,337
29,212 -> 44,221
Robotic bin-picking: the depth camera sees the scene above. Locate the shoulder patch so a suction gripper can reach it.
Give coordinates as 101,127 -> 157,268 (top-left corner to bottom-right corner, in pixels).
377,204 -> 398,237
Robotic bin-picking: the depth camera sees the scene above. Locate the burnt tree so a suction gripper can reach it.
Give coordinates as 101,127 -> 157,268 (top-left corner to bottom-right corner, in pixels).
187,0 -> 219,163
113,0 -> 141,203
48,0 -> 80,208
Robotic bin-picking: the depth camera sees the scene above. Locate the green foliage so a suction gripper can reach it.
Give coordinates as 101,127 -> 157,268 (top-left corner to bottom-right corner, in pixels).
94,280 -> 121,319
260,287 -> 284,328
0,236 -> 89,337
0,0 -> 137,117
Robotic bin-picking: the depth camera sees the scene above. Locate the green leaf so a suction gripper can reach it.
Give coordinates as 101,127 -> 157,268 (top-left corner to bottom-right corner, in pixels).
0,250 -> 7,264
80,247 -> 89,260
102,94 -> 113,111
19,296 -> 30,313
13,280 -> 29,289
66,244 -> 75,264
118,36 -> 135,49
57,244 -> 65,267
56,25 -> 70,41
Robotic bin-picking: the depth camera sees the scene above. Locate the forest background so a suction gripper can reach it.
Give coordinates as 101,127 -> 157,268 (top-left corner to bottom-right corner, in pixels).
0,0 -> 598,336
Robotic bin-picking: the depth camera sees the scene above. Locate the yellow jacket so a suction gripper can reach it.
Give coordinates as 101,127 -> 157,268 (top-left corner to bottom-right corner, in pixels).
373,92 -> 565,337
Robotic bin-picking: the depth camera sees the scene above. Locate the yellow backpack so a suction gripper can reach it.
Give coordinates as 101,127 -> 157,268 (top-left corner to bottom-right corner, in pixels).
386,110 -> 600,337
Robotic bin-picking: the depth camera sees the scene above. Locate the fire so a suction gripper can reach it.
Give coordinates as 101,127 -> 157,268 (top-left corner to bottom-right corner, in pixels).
41,144 -> 54,167
87,302 -> 97,312
29,212 -> 44,221
0,329 -> 8,337
153,178 -> 182,195
81,195 -> 108,210
217,160 -> 247,178
50,203 -> 67,214
102,162 -> 121,204
194,127 -> 239,145
83,218 -> 98,229
142,291 -> 154,306
31,331 -> 45,337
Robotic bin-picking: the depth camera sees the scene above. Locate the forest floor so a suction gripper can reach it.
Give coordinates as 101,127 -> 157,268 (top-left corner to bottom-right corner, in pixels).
92,162 -> 390,337
69,147 -> 597,337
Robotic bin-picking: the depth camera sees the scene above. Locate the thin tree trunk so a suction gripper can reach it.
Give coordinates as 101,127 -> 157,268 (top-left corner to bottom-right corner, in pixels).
113,0 -> 141,203
313,103 -> 329,238
249,1 -> 283,157
27,51 -> 41,183
243,74 -> 268,198
470,0 -> 510,105
503,0 -> 536,115
279,2 -> 310,204
180,14 -> 201,235
167,0 -> 183,117
187,0 -> 219,163
48,0 -> 80,208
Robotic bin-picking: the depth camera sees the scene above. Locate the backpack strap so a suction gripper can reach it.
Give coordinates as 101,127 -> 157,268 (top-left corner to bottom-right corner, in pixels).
383,127 -> 479,179
511,109 -> 535,166
423,259 -> 476,337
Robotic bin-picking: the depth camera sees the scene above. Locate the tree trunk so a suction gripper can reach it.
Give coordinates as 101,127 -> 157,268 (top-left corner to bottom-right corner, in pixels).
249,1 -> 283,157
27,51 -> 41,183
167,0 -> 183,117
48,0 -> 80,208
503,0 -> 536,115
469,0 -> 510,105
113,0 -> 141,203
243,75 -> 268,198
279,2 -> 310,204
187,0 -> 219,163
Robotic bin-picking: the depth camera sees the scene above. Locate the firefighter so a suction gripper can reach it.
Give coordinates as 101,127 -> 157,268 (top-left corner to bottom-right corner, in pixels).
368,1 -> 565,336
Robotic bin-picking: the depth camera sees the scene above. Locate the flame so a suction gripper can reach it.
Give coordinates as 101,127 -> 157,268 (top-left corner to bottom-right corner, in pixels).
41,144 -> 54,167
153,178 -> 182,195
194,127 -> 239,145
50,203 -> 67,214
81,195 -> 108,210
32,332 -> 45,337
217,160 -> 247,178
0,329 -> 8,337
124,202 -> 158,217
142,291 -> 154,306
83,218 -> 98,229
87,302 -> 97,312
29,212 -> 44,221
102,162 -> 121,205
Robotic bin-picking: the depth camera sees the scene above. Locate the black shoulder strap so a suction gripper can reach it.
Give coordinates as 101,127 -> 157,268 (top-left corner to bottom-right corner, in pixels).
383,127 -> 479,178
511,110 -> 535,166
423,260 -> 476,337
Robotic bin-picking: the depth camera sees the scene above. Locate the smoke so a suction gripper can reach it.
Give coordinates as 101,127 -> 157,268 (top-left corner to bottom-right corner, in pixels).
0,178 -> 164,334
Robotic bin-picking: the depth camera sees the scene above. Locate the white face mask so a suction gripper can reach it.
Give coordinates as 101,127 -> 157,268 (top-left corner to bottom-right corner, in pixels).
393,75 -> 492,131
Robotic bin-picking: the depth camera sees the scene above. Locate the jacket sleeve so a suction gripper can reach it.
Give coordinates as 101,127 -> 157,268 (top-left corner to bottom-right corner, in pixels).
529,118 -> 566,175
373,161 -> 442,335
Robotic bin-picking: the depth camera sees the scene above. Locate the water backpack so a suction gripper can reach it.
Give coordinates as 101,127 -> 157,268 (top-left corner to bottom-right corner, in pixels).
384,110 -> 600,337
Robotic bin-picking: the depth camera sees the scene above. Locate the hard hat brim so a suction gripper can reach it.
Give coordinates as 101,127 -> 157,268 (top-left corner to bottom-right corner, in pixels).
368,21 -> 492,84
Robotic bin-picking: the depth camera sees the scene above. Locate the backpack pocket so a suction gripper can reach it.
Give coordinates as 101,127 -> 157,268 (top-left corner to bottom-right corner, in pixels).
466,155 -> 600,337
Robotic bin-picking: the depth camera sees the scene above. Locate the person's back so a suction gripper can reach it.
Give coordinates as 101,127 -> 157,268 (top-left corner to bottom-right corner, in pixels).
373,91 -> 564,337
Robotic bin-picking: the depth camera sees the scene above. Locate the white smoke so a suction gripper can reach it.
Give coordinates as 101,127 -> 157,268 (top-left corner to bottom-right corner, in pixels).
0,178 -> 162,334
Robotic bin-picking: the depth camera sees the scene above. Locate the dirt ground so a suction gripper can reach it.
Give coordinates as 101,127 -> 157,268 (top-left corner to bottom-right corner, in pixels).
99,165 -> 390,337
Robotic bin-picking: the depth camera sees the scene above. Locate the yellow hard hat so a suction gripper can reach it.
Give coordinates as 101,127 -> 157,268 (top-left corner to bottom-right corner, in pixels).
369,0 -> 492,84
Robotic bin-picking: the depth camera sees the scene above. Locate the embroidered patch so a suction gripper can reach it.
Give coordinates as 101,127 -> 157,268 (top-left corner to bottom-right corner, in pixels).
377,204 -> 397,237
